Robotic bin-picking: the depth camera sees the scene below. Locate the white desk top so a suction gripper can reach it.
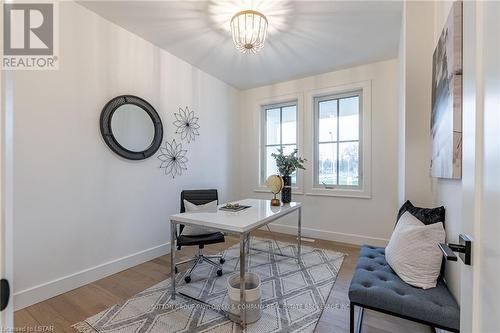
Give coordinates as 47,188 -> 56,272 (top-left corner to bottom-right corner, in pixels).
170,198 -> 301,234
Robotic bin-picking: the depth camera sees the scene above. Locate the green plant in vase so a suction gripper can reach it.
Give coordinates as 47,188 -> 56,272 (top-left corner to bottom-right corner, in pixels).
271,148 -> 306,203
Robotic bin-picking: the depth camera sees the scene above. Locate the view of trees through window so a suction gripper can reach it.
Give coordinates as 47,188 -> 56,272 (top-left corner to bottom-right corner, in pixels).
263,103 -> 297,184
316,94 -> 360,187
261,94 -> 361,189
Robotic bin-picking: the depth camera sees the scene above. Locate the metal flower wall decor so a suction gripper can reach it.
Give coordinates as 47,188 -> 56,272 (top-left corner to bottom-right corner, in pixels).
157,139 -> 188,178
173,106 -> 200,143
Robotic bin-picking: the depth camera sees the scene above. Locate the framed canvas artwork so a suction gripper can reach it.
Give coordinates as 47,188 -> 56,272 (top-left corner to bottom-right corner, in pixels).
431,1 -> 463,179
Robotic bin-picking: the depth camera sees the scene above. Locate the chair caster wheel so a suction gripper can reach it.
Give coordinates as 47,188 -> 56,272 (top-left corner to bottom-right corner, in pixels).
184,276 -> 191,283
219,258 -> 225,264
217,269 -> 223,276
174,266 -> 178,274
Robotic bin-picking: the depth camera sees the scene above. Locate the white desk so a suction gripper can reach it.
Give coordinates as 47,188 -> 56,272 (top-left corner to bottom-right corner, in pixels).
170,198 -> 302,328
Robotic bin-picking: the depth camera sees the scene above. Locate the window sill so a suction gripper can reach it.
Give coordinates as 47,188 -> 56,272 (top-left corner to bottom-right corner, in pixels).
306,187 -> 371,199
254,187 -> 304,195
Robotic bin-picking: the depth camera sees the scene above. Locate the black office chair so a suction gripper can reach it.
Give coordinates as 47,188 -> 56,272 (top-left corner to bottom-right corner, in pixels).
175,189 -> 225,283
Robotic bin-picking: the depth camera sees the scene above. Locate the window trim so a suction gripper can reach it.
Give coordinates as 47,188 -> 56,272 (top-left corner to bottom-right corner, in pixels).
313,90 -> 363,190
255,93 -> 304,193
305,81 -> 372,198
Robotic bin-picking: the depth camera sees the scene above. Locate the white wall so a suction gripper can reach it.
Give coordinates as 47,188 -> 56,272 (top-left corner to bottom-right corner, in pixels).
1,27 -> 16,328
397,3 -> 406,206
12,2 -> 238,310
236,60 -> 399,246
401,1 -> 436,208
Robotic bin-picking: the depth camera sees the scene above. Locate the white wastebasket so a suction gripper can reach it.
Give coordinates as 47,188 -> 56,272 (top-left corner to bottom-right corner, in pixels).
227,272 -> 262,324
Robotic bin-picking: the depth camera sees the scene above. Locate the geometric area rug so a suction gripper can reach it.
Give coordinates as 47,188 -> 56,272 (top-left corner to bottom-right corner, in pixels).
73,237 -> 345,333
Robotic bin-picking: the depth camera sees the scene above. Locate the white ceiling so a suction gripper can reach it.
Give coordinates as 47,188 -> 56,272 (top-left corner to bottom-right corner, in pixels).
79,1 -> 403,90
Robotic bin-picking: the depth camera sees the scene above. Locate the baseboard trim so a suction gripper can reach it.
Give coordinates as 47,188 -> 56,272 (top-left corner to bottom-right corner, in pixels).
14,242 -> 170,311
267,223 -> 389,247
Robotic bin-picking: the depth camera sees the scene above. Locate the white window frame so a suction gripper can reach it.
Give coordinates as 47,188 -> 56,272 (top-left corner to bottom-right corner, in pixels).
255,93 -> 304,193
314,90 -> 363,189
305,81 -> 372,198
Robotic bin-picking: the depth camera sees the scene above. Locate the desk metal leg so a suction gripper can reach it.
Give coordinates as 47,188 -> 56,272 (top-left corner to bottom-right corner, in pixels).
246,233 -> 250,254
170,221 -> 176,300
298,207 -> 302,259
240,233 -> 246,330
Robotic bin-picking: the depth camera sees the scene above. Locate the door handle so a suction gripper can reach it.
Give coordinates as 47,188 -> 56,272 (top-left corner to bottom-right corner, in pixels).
438,242 -> 458,261
0,279 -> 9,311
438,234 -> 472,265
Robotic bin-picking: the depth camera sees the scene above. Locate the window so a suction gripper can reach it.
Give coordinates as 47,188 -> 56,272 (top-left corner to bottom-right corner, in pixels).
261,101 -> 298,185
314,91 -> 361,188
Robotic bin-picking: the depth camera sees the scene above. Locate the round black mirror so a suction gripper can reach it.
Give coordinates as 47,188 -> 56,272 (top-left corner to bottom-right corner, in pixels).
100,95 -> 163,160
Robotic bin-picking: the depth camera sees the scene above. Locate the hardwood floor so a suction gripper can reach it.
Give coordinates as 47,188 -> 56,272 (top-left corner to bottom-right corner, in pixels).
14,230 -> 431,333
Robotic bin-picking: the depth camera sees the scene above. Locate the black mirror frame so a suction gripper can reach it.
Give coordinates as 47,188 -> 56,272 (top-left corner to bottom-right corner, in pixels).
100,95 -> 163,160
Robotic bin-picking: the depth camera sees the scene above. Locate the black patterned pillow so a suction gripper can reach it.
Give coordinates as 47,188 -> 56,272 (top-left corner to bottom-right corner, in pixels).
396,200 -> 445,227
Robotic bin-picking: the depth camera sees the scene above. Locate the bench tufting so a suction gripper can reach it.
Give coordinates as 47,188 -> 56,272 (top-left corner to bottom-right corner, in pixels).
348,245 -> 460,332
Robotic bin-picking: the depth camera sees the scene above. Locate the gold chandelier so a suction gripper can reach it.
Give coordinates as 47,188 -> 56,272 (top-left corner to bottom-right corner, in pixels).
230,10 -> 268,54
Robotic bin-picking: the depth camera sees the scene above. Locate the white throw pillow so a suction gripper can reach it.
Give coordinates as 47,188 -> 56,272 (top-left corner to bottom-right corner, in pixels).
385,211 -> 446,289
181,200 -> 218,236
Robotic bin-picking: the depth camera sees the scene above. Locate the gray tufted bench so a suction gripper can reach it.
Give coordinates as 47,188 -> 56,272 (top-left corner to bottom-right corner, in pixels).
348,245 -> 460,333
